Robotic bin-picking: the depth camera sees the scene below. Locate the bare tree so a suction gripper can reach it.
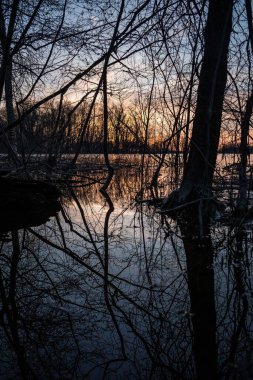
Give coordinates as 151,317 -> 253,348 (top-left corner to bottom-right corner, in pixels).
163,0 -> 234,218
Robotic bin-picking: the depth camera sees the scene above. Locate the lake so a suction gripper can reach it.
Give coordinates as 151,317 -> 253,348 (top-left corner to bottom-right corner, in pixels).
0,154 -> 252,379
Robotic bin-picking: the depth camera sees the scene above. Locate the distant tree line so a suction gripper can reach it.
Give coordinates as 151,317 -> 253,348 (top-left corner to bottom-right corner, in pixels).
0,99 -> 177,155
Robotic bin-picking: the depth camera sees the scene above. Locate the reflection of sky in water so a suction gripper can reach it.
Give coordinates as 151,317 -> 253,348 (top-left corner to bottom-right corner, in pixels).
1,154 -> 253,378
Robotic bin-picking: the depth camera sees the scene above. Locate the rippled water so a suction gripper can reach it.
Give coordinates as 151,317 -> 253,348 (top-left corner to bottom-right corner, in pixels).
0,154 -> 253,379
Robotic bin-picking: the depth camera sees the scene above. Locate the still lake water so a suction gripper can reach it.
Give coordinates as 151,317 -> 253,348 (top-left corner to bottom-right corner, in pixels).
0,154 -> 253,379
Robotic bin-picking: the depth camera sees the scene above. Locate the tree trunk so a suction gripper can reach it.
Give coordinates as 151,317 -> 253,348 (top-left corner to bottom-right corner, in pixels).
5,64 -> 17,146
164,0 -> 233,214
5,63 -> 19,164
236,0 -> 253,215
236,90 -> 253,214
0,3 -> 19,164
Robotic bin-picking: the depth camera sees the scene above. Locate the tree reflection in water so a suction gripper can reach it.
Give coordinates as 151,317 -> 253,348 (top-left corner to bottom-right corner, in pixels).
0,164 -> 253,379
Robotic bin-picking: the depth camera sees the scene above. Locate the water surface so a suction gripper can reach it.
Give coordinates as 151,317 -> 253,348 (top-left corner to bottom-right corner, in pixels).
0,154 -> 252,379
